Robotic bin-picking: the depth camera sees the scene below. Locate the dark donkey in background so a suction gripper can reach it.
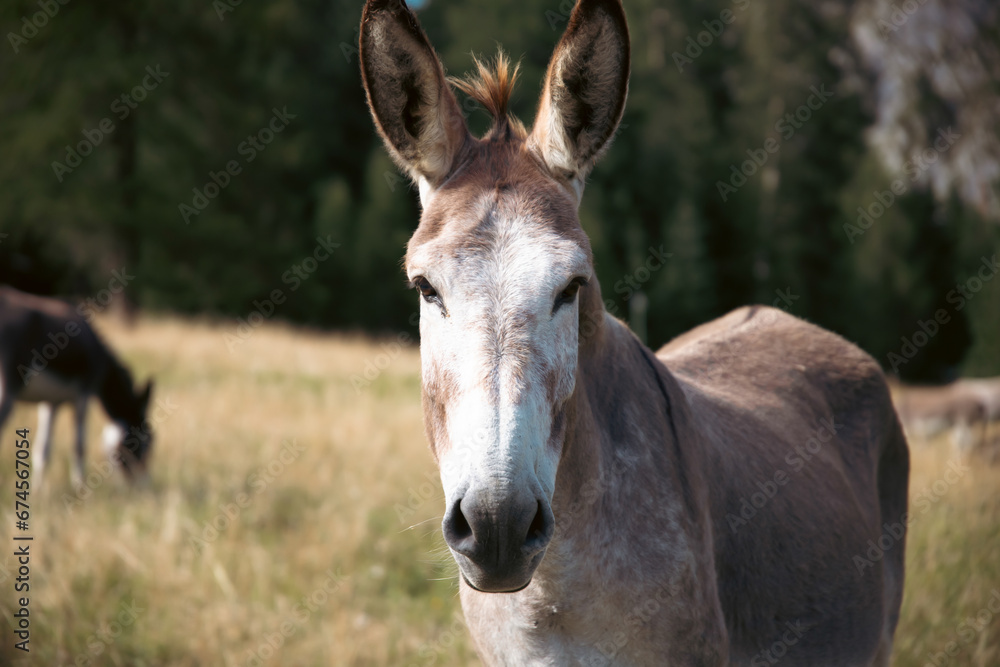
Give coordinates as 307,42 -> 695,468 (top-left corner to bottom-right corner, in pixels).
360,0 -> 910,664
0,286 -> 154,486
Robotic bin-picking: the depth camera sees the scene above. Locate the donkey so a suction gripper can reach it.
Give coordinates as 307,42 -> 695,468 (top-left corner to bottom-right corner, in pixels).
892,380 -> 993,457
958,377 -> 1000,423
892,382 -> 981,440
359,0 -> 909,664
0,286 -> 154,486
958,378 -> 1000,460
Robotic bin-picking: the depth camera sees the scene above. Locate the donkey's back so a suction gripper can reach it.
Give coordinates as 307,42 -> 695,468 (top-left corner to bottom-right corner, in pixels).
0,286 -> 106,398
658,305 -> 909,666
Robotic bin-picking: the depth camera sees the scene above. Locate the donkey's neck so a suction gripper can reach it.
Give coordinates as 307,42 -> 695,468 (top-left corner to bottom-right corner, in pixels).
96,350 -> 138,425
457,305 -> 728,663
525,309 -> 720,634
555,313 -> 703,559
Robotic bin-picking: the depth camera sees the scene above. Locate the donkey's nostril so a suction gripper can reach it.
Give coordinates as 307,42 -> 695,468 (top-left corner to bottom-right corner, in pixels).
452,502 -> 472,540
443,497 -> 476,556
444,493 -> 554,569
527,501 -> 545,539
523,499 -> 554,552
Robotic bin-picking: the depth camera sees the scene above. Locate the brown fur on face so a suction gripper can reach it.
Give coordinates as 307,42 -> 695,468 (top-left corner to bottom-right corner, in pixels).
407,131 -> 596,463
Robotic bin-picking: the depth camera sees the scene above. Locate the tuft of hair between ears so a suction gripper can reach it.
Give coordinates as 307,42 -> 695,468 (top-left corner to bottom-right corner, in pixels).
449,50 -> 527,140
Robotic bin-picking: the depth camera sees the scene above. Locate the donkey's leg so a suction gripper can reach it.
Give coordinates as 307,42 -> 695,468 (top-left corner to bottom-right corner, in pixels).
32,402 -> 57,487
0,373 -> 16,460
950,419 -> 973,457
71,396 -> 88,489
0,397 -> 14,454
0,388 -> 13,431
978,417 -> 989,461
988,419 -> 1000,463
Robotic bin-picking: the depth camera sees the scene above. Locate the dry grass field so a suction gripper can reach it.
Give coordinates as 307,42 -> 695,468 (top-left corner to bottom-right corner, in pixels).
0,314 -> 997,666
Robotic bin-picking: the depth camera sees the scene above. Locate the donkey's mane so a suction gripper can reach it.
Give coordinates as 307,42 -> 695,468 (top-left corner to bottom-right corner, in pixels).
449,51 -> 527,139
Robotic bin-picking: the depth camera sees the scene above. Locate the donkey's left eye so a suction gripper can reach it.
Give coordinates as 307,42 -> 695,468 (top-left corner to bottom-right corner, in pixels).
553,278 -> 587,313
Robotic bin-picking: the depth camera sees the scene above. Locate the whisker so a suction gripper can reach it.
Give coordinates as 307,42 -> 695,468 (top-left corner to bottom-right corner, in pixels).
399,516 -> 442,533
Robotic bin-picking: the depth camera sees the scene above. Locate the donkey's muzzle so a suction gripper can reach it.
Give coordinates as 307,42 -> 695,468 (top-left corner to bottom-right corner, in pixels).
443,492 -> 554,593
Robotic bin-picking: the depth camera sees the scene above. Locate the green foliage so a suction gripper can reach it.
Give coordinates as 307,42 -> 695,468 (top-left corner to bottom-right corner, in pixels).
1,0 -> 997,379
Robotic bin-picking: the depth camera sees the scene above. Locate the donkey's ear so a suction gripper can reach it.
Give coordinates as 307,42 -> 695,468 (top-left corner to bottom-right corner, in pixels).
529,0 -> 630,198
360,0 -> 469,194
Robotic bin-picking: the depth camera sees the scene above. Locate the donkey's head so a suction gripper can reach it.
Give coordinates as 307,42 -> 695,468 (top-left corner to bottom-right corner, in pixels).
103,378 -> 155,482
361,0 -> 628,593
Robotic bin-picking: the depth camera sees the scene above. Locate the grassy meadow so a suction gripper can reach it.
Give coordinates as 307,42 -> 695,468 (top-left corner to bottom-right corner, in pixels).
0,314 -> 997,666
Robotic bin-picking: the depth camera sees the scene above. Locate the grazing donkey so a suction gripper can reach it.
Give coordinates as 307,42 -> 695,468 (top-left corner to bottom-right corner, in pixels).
359,0 -> 909,664
892,382 -> 984,445
0,286 -> 154,486
893,378 -> 1000,460
958,377 -> 1000,423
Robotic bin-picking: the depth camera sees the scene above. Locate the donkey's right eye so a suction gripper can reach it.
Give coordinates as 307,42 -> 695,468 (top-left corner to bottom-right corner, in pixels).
412,276 -> 436,298
411,276 -> 445,312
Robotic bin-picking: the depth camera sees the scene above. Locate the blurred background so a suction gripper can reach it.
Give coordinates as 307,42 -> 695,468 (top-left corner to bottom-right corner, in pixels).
2,0 -> 998,379
2,1 -> 1000,666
